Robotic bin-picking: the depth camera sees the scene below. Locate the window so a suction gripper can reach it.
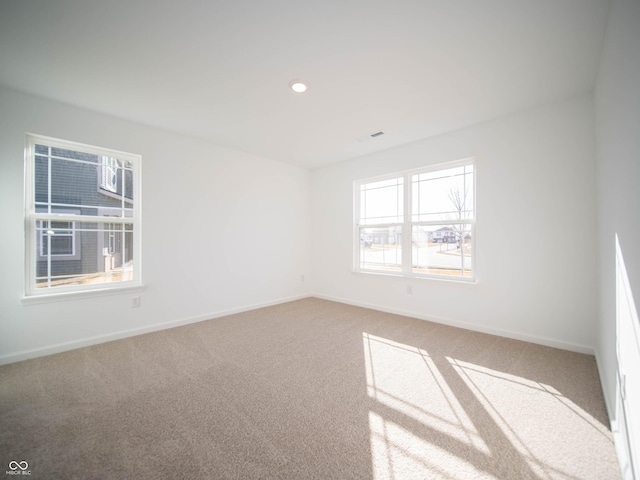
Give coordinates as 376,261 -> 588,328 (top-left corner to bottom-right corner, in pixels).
41,221 -> 74,256
24,134 -> 141,298
37,209 -> 81,260
354,159 -> 475,281
100,156 -> 118,193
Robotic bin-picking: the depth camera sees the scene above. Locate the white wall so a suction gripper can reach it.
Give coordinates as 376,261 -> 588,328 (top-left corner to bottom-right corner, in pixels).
311,95 -> 598,352
0,88 -> 604,363
0,87 -> 311,363
594,0 -> 640,477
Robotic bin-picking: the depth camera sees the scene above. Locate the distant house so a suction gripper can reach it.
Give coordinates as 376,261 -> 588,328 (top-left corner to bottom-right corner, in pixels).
430,226 -> 457,243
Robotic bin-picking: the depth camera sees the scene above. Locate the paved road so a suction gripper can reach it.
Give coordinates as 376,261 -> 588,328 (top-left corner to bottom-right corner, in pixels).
362,243 -> 471,270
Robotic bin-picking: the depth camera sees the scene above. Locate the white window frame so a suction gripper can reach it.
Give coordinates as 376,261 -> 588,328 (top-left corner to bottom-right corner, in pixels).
354,158 -> 475,282
24,134 -> 142,300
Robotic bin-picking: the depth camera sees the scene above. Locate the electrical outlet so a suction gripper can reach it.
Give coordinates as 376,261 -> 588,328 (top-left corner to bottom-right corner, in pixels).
301,274 -> 305,282
132,296 -> 141,308
406,285 -> 413,295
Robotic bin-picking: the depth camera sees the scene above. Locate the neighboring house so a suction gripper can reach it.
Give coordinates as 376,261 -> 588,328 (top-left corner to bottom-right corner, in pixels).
370,227 -> 401,246
35,150 -> 133,285
430,226 -> 457,243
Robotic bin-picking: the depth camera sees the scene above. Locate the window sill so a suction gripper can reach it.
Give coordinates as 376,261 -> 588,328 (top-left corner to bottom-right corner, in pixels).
21,284 -> 145,305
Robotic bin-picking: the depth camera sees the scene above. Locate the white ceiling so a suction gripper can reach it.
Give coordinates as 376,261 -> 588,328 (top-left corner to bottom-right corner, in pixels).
0,0 -> 611,169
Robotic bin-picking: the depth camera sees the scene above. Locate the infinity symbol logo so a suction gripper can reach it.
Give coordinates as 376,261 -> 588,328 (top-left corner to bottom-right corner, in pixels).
8,461 -> 28,471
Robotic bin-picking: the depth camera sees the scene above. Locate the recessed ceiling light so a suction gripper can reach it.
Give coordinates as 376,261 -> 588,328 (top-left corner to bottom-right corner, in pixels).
289,80 -> 308,93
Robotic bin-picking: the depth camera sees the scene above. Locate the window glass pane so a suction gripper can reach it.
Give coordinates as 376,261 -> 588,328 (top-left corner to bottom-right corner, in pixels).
35,144 -> 48,155
99,156 -> 134,201
34,155 -> 48,205
49,236 -> 73,255
359,226 -> 402,272
50,220 -> 72,229
51,146 -> 97,162
34,144 -> 134,215
35,221 -> 134,289
37,220 -> 76,257
412,224 -> 472,277
359,177 -> 403,225
412,165 -> 473,223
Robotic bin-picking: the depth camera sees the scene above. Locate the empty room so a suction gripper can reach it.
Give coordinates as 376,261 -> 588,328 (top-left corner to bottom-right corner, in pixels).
0,0 -> 638,479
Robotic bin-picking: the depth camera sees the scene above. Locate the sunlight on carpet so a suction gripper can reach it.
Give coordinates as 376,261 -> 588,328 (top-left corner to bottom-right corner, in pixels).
363,332 -> 616,480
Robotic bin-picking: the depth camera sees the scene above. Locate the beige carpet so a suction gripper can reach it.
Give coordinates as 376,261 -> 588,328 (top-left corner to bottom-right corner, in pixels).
0,298 -> 620,479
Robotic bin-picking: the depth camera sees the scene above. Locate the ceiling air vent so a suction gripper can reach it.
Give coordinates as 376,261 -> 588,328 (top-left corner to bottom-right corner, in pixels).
356,131 -> 386,142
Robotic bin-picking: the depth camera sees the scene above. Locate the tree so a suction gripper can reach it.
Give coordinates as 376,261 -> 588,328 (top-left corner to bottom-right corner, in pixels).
447,184 -> 471,273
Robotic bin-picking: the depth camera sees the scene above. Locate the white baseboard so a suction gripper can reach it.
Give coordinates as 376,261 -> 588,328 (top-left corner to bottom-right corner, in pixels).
596,346 -> 636,480
0,294 -> 311,365
1,292 -> 595,365
594,347 -> 616,421
312,293 -> 596,355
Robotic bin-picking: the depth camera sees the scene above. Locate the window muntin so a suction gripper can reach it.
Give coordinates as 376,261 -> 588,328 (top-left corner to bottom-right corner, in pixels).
359,226 -> 403,273
359,177 -> 404,226
25,135 -> 141,297
412,224 -> 473,278
412,165 -> 474,222
39,220 -> 76,256
355,160 -> 475,281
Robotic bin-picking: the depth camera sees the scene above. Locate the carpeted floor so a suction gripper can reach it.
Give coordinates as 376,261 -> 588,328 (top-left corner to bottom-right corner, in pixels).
0,298 -> 621,479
